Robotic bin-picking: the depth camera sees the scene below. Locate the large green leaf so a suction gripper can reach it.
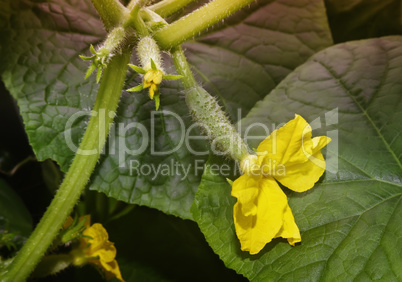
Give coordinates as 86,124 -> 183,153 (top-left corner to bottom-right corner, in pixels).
0,0 -> 104,170
0,0 -> 332,219
192,37 -> 402,280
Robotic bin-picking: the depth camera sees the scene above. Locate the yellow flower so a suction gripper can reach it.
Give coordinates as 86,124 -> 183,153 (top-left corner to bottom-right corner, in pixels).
127,59 -> 182,110
143,68 -> 163,99
232,114 -> 331,254
71,218 -> 124,281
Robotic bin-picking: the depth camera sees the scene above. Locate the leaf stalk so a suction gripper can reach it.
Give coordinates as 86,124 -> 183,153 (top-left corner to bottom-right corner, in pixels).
154,0 -> 256,49
148,0 -> 197,18
90,0 -> 129,31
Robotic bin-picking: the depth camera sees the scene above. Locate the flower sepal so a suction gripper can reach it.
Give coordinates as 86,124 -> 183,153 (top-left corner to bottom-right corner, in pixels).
60,215 -> 89,244
80,44 -> 110,83
127,64 -> 146,75
80,27 -> 126,83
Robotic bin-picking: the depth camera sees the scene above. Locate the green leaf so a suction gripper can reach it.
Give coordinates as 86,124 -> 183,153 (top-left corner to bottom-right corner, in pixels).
0,0 -> 104,170
185,0 -> 333,121
128,64 -> 146,74
0,0 -> 332,219
192,37 -> 402,280
0,179 -> 32,237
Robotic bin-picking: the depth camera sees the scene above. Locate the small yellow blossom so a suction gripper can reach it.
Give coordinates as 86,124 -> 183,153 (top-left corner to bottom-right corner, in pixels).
232,114 -> 331,254
143,68 -> 163,99
71,218 -> 124,281
127,59 -> 182,110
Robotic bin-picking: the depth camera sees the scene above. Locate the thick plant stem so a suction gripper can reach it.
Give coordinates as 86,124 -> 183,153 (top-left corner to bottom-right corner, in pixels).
171,46 -> 249,161
127,0 -> 149,10
154,0 -> 256,49
3,50 -> 131,282
126,1 -> 149,36
148,0 -> 196,18
91,0 -> 129,31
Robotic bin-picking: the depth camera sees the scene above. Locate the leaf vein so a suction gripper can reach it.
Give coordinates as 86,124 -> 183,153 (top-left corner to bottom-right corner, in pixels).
316,193 -> 402,279
317,61 -> 402,170
190,42 -> 276,84
355,195 -> 401,278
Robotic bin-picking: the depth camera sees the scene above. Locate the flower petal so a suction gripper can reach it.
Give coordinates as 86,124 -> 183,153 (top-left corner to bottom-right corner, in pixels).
312,136 -> 331,153
233,177 -> 288,254
83,223 -> 113,257
274,204 -> 301,246
257,114 -> 313,167
72,220 -> 124,281
149,84 -> 157,99
144,70 -> 153,82
101,259 -> 124,281
143,81 -> 151,88
83,223 -> 108,241
153,70 -> 163,84
93,241 -> 117,263
274,150 -> 327,192
231,175 -> 260,216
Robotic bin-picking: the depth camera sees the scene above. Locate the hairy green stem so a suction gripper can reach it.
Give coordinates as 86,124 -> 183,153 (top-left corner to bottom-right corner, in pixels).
126,1 -> 149,36
154,0 -> 256,49
90,0 -> 129,31
171,46 -> 249,161
170,46 -> 197,89
148,0 -> 196,18
3,50 -> 131,281
127,0 -> 149,10
140,8 -> 166,24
